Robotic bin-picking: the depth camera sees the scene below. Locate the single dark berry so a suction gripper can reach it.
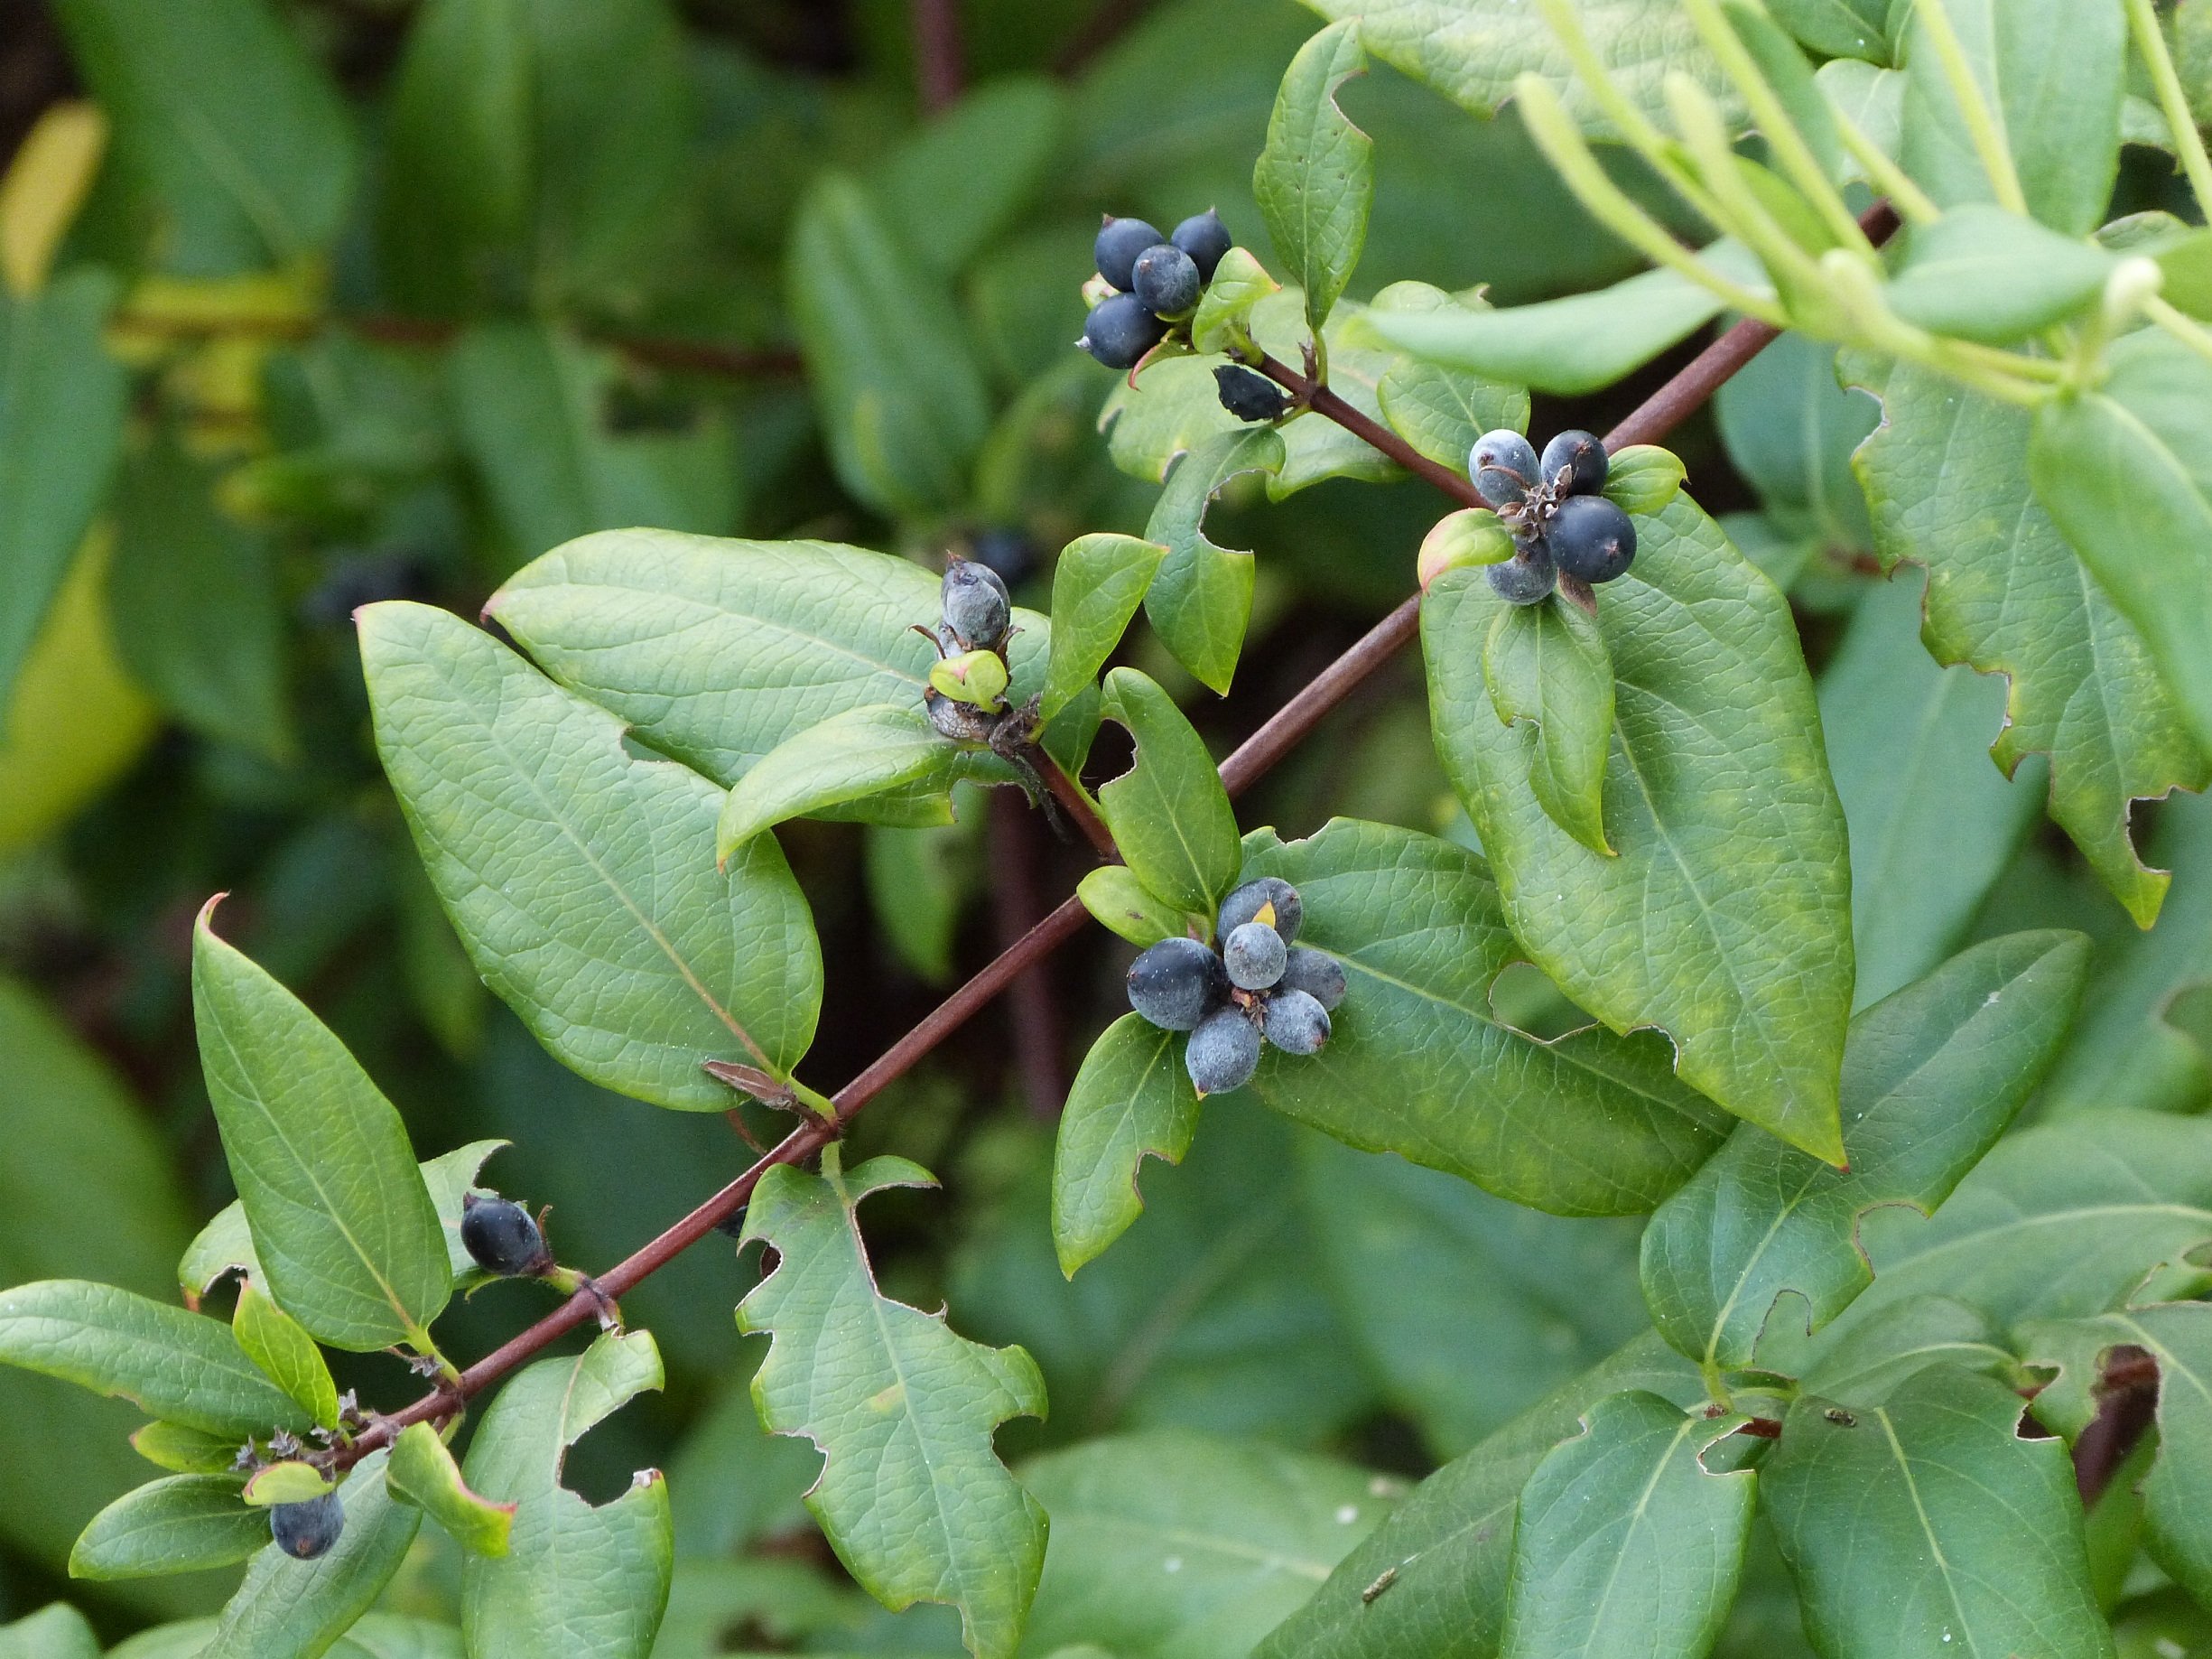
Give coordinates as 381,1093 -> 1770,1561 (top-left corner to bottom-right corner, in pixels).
1185,1006 -> 1262,1095
1547,493 -> 1638,583
460,1192 -> 551,1278
1222,921 -> 1288,991
1077,292 -> 1167,370
1095,216 -> 1166,292
1214,365 -> 1291,424
970,527 -> 1038,587
1127,936 -> 1228,1031
270,1491 -> 345,1561
1540,429 -> 1608,496
1218,877 -> 1302,945
1487,541 -> 1557,605
1171,209 -> 1233,281
1279,946 -> 1346,1011
1262,988 -> 1332,1055
940,558 -> 1011,648
1471,430 -> 1541,508
1131,244 -> 1201,317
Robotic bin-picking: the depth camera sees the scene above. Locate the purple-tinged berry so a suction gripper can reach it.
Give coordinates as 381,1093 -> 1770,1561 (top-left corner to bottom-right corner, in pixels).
1127,937 -> 1227,1031
460,1192 -> 551,1278
1487,541 -> 1557,605
1095,216 -> 1166,292
1077,292 -> 1166,369
1472,430 -> 1541,507
1171,209 -> 1233,281
1223,921 -> 1287,990
1132,244 -> 1202,317
1218,877 -> 1302,945
1540,429 -> 1608,496
1547,494 -> 1637,583
1185,1005 -> 1262,1095
1279,946 -> 1346,1011
1262,988 -> 1331,1055
271,1491 -> 345,1560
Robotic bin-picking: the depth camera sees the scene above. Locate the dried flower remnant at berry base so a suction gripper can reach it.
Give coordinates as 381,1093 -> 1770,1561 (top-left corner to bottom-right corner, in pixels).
1469,424 -> 1638,604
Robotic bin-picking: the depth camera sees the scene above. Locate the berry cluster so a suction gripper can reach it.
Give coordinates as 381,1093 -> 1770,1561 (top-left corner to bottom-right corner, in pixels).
1078,210 -> 1233,370
1125,877 -> 1348,1095
1471,428 -> 1638,604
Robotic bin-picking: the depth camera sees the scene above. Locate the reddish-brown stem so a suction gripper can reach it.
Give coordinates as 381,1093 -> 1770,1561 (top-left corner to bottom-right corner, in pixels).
1037,751 -> 1118,858
1250,354 -> 1483,507
990,791 -> 1067,1120
910,0 -> 964,115
337,205 -> 1907,1466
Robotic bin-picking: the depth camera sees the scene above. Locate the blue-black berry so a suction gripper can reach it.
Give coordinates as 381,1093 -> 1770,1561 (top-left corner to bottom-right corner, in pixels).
1215,365 -> 1290,424
1132,244 -> 1202,317
1540,429 -> 1608,496
1487,541 -> 1557,605
1095,216 -> 1166,292
1218,877 -> 1301,945
460,1192 -> 551,1278
1262,988 -> 1332,1055
1171,209 -> 1232,281
1222,921 -> 1287,990
1279,946 -> 1346,1011
941,558 -> 1011,648
1547,494 -> 1637,583
1077,292 -> 1166,369
1127,936 -> 1227,1031
271,1491 -> 345,1560
1472,430 -> 1541,508
1185,1006 -> 1262,1095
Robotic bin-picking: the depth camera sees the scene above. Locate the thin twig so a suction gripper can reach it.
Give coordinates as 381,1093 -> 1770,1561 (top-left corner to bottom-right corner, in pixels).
990,791 -> 1067,1120
335,209 -> 1901,1466
1036,750 -> 1117,858
910,0 -> 964,115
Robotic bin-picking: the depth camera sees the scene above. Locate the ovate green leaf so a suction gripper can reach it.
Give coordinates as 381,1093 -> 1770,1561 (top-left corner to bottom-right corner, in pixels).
360,601 -> 821,1107
1482,595 -> 1614,855
1427,498 -> 1853,1162
1370,284 -> 1531,472
1075,866 -> 1194,947
1141,429 -> 1282,694
1096,668 -> 1242,918
739,1151 -> 1047,1659
231,1279 -> 339,1430
70,1476 -> 263,1580
191,907 -> 448,1349
1054,1014 -> 1200,1277
387,1421 -> 513,1558
1886,205 -> 2114,345
1041,534 -> 1166,722
1255,21 -> 1372,331
0,1603 -> 98,1659
718,704 -> 982,859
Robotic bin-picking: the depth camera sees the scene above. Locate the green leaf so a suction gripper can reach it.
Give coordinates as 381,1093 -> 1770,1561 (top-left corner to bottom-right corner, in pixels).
1501,1393 -> 1754,1659
388,1421 -> 514,1559
0,1603 -> 98,1659
462,1332 -> 670,1655
1255,20 -> 1373,331
70,1476 -> 263,1580
1255,1331 -> 1706,1659
1899,0 -> 2124,236
109,1613 -> 461,1659
1190,247 -> 1282,357
0,269 -> 125,711
1298,1133 -> 1648,1458
0,1281 -> 308,1439
1716,333 -> 1877,555
1096,668 -> 1243,918
2032,330 -> 2212,762
1817,576 -> 2044,1008
875,79 -> 1064,279
1482,595 -> 1614,855
132,1422 -> 243,1476
1600,445 -> 1687,517
719,703 -> 969,856
1817,60 -> 1905,183
1240,820 -> 1729,1214
484,532 -> 1064,787
1640,930 -> 2088,1373
2019,1304 -> 2212,1608
1295,0 -> 1731,129
1426,498 -> 1853,1163
1848,352 -> 2206,928
787,174 -> 990,517
1771,0 -> 1888,61
1054,1014 -> 1200,1277
359,601 -> 821,1107
1723,0 -> 1845,182
1074,866 -> 1194,948
241,1462 -> 331,1507
1019,1432 -> 1399,1657
1367,283 -> 1531,472
1796,1295 -> 2015,1405
191,905 -> 448,1350
108,434 -> 292,760
50,0 -> 354,272
739,1151 -> 1047,1659
865,813 -> 973,985
231,1279 -> 339,1430
1886,206 -> 2114,345
1366,243 -> 1770,396
447,323 -> 734,570
1041,534 -> 1166,723
1763,1366 -> 2114,1659
1141,429 -> 1283,694
1808,1112 -> 2212,1363
199,1450 -> 421,1659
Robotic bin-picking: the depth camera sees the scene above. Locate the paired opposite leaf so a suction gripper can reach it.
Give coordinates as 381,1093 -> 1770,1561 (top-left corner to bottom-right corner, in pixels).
231,1280 -> 339,1430
1849,353 -> 2206,928
1255,20 -> 1372,331
70,1477 -> 264,1580
1482,597 -> 1613,855
461,1332 -> 670,1658
1074,867 -> 1192,947
739,1151 -> 1047,1659
388,1422 -> 513,1558
1764,1367 -> 2114,1659
360,601 -> 822,1109
0,1603 -> 98,1658
1427,498 -> 1853,1162
1053,1014 -> 1201,1277
1886,206 -> 2113,344
191,908 -> 449,1350
1141,429 -> 1283,694
1041,534 -> 1166,722
1640,930 -> 2088,1373
717,704 -> 988,859
1096,668 -> 1242,918
1240,821 -> 1729,1216
1501,1393 -> 1754,1659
